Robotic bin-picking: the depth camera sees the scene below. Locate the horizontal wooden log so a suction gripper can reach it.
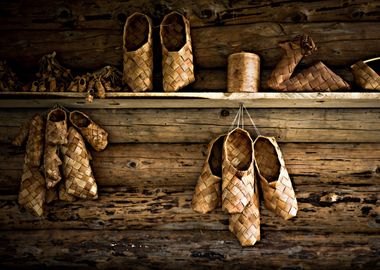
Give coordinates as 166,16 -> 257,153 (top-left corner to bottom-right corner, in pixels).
0,22 -> 379,72
1,108 -> 380,143
0,230 -> 378,269
0,186 -> 378,233
0,0 -> 378,30
1,143 -> 380,191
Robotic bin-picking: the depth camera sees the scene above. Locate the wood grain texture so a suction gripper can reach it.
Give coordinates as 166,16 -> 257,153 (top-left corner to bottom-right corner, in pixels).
1,108 -> 380,144
0,22 -> 379,72
1,143 -> 380,191
0,230 -> 378,269
0,186 -> 378,233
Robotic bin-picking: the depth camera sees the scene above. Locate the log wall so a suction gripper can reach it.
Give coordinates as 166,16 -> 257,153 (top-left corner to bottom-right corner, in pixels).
0,1 -> 379,269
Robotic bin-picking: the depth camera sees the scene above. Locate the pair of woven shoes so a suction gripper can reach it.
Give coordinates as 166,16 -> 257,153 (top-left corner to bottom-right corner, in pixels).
123,12 -> 195,92
192,128 -> 298,246
13,109 -> 108,216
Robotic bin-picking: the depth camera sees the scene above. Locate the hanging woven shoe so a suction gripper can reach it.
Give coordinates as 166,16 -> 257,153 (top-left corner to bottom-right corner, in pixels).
123,12 -> 153,92
69,110 -> 108,151
222,128 -> 254,214
11,120 -> 30,147
192,135 -> 224,214
60,127 -> 98,199
254,136 -> 297,220
46,108 -> 67,145
18,165 -> 46,216
229,179 -> 260,246
160,12 -> 195,92
25,114 -> 44,168
351,58 -> 380,90
44,144 -> 62,189
267,35 -> 350,91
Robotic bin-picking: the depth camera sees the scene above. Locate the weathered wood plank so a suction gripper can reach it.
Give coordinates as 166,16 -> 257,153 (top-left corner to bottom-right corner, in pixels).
0,0 -> 379,31
0,22 -> 379,71
0,186 -> 378,232
1,143 -> 379,190
1,108 -> 380,143
0,230 -> 378,269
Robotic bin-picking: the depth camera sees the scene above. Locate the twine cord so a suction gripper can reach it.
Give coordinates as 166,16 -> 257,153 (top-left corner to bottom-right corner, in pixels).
228,103 -> 260,136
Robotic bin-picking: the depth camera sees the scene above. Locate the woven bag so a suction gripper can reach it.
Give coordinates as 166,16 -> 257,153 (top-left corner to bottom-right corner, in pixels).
69,110 -> 108,151
254,136 -> 297,220
44,144 -> 62,189
123,12 -> 153,92
25,114 -> 45,168
267,35 -> 350,91
11,120 -> 30,147
18,165 -> 46,216
60,127 -> 98,199
58,182 -> 77,202
222,128 -> 254,214
46,108 -> 68,145
160,12 -> 195,92
192,135 -> 224,214
351,58 -> 380,90
229,179 -> 260,246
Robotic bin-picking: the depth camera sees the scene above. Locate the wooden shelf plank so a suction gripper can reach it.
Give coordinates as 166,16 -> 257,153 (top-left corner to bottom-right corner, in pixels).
0,92 -> 379,108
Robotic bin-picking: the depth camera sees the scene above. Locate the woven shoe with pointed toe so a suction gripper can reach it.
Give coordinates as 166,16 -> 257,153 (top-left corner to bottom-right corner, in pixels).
222,128 -> 254,214
69,110 -> 108,151
46,108 -> 67,145
254,136 -> 297,220
123,12 -> 153,92
229,180 -> 260,247
160,12 -> 195,92
60,127 -> 98,199
192,135 -> 224,214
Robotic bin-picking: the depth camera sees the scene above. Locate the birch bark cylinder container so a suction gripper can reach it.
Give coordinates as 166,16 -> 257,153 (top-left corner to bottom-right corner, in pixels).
228,52 -> 260,93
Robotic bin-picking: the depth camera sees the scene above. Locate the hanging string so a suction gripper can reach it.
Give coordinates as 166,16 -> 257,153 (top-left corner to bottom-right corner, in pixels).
242,104 -> 260,136
228,102 -> 261,136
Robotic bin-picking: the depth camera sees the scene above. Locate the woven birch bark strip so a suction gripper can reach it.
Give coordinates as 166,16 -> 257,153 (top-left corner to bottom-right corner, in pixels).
254,136 -> 298,220
25,114 -> 45,168
60,127 -> 98,199
222,128 -> 254,214
58,182 -> 77,202
44,144 -> 62,189
123,12 -> 153,92
160,12 -> 195,92
192,135 -> 224,214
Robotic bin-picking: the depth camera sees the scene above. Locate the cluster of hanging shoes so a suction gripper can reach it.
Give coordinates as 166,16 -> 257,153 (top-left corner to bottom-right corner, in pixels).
12,107 -> 108,216
192,104 -> 298,246
123,11 -> 195,92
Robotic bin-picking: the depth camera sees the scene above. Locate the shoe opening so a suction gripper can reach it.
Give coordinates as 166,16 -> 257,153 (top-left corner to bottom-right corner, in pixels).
208,136 -> 224,177
125,14 -> 150,51
161,13 -> 186,51
71,112 -> 90,128
254,137 -> 281,182
226,129 -> 252,171
49,109 -> 66,122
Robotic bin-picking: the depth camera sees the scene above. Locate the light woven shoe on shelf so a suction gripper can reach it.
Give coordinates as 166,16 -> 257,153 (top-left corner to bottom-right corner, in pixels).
18,165 -> 46,217
25,114 -> 45,168
222,128 -> 254,214
44,144 -> 62,189
11,120 -> 30,147
351,58 -> 380,90
192,135 -> 224,214
46,108 -> 67,145
160,12 -> 195,92
69,110 -> 108,151
60,127 -> 98,199
267,35 -> 350,91
229,179 -> 260,247
254,136 -> 297,220
123,12 -> 153,92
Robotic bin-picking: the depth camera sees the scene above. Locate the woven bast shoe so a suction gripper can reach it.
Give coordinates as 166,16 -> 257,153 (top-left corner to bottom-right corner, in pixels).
160,12 -> 195,92
46,108 -> 67,145
69,110 -> 108,151
60,127 -> 98,199
254,136 -> 297,220
25,114 -> 45,168
192,135 -> 224,214
44,144 -> 62,189
123,12 -> 153,92
351,58 -> 380,90
18,165 -> 46,216
229,179 -> 260,247
222,128 -> 254,214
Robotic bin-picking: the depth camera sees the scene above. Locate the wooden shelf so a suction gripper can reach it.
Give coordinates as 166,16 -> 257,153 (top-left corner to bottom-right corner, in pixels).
0,92 -> 379,108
